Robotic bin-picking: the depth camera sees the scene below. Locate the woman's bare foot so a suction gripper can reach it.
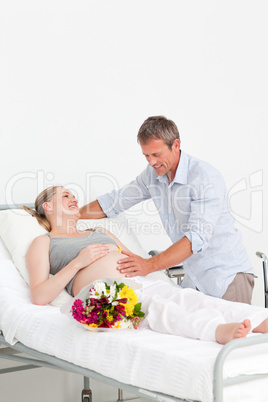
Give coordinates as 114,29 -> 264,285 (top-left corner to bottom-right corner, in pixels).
215,319 -> 251,345
253,318 -> 268,334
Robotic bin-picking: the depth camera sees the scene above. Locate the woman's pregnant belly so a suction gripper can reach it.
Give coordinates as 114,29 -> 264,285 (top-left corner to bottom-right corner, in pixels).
72,251 -> 127,296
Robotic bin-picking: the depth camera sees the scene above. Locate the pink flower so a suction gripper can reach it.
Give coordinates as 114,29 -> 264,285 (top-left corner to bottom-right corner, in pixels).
72,299 -> 84,322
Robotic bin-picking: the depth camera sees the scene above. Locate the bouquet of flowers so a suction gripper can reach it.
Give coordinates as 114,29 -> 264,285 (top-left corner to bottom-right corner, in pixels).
71,280 -> 145,330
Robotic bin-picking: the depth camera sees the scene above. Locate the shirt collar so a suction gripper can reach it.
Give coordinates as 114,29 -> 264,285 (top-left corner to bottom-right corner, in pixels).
156,150 -> 188,186
173,150 -> 188,184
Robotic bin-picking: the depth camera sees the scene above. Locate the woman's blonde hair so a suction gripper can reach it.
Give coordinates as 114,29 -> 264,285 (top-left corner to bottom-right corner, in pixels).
23,186 -> 62,232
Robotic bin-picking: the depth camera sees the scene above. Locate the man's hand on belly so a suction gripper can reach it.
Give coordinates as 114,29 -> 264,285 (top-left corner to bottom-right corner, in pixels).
117,251 -> 153,277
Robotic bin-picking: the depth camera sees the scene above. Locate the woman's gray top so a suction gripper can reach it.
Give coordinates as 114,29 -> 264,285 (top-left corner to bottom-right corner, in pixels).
46,229 -> 117,296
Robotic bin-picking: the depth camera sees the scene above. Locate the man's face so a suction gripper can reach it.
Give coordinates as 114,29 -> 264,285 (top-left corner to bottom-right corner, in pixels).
140,138 -> 181,182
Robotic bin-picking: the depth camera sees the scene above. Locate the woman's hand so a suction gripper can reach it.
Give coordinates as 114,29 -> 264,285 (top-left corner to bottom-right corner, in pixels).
75,243 -> 110,269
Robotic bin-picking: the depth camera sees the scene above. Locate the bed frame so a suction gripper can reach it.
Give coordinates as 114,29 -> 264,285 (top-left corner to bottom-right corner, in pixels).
2,330 -> 268,402
1,203 -> 268,402
256,251 -> 268,308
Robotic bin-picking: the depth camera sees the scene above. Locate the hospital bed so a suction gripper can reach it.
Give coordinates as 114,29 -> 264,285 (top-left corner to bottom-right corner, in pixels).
1,204 -> 268,402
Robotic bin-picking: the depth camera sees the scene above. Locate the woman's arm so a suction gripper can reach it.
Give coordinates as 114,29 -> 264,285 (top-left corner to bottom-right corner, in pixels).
26,235 -> 110,305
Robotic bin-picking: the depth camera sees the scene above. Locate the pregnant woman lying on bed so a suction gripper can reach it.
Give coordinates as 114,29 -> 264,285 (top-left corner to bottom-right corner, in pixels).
24,186 -> 268,345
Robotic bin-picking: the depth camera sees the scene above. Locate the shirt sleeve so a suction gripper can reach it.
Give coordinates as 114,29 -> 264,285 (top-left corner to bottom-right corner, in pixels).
97,168 -> 152,218
183,169 -> 226,254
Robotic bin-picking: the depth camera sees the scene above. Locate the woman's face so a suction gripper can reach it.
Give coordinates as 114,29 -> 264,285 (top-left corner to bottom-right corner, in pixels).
45,187 -> 81,220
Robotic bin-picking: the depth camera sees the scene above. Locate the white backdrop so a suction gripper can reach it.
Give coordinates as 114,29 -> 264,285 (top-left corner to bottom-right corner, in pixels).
0,2 -> 268,401
0,1 -> 267,308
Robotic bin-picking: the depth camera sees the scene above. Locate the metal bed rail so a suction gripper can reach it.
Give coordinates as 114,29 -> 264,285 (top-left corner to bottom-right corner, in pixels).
256,251 -> 268,308
212,252 -> 268,401
0,203 -> 34,210
213,333 -> 268,402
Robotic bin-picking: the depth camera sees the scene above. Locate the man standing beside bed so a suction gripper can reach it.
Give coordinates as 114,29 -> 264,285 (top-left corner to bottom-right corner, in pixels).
80,116 -> 254,304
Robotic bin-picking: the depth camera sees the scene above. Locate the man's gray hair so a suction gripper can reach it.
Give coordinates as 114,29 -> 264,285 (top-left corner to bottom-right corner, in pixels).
137,116 -> 180,149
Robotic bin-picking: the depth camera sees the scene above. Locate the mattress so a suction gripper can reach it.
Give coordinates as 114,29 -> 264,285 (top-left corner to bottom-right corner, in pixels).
1,258 -> 268,402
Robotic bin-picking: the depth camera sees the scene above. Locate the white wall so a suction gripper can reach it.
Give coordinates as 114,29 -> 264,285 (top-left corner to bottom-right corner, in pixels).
0,1 -> 267,400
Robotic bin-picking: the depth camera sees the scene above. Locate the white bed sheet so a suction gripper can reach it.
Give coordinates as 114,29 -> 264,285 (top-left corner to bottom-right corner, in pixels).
1,259 -> 268,402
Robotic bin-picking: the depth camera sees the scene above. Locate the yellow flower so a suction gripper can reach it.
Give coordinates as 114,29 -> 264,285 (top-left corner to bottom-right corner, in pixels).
106,314 -> 114,322
119,286 -> 138,305
119,285 -> 139,317
124,303 -> 135,316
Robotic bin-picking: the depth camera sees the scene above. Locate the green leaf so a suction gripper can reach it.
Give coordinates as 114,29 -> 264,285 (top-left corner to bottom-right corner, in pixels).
133,302 -> 145,318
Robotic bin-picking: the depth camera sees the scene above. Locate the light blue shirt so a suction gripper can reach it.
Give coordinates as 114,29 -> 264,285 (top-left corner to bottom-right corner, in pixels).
98,151 -> 253,298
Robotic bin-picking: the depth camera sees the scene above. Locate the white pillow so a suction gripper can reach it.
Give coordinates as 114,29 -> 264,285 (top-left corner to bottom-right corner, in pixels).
0,237 -> 12,261
0,209 -> 169,306
0,209 -> 71,306
0,209 -> 46,283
